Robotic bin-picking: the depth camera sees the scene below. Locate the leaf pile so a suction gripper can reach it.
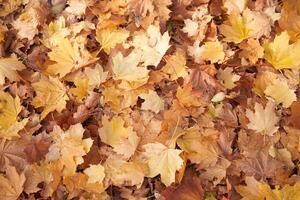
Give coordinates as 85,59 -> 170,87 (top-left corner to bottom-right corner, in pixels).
1,0 -> 300,199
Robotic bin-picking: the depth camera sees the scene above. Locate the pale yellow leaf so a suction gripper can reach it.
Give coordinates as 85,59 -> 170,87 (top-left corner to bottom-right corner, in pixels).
69,77 -> 89,103
264,80 -> 296,108
246,101 -> 279,136
84,64 -> 108,89
139,90 -> 164,114
84,164 -> 105,184
182,19 -> 199,37
142,142 -> 183,186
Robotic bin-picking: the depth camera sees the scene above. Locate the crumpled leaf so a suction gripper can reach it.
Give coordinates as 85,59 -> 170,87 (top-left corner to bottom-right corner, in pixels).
32,77 -> 69,119
162,49 -> 188,80
45,124 -> 93,176
141,142 -> 183,186
0,165 -> 26,200
246,101 -> 279,136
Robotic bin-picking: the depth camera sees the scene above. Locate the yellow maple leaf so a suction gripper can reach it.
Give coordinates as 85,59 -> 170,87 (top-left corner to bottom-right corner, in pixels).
188,40 -> 225,63
246,101 -> 279,136
219,11 -> 253,43
139,90 -> 164,114
84,164 -> 105,184
253,71 -> 278,97
69,77 -> 89,103
46,37 -> 98,78
264,79 -> 297,108
162,49 -> 188,80
99,116 -> 139,158
236,176 -> 270,200
32,77 -> 69,119
263,31 -> 300,69
0,165 -> 26,200
0,56 -> 25,85
220,9 -> 270,44
142,142 -> 183,186
176,84 -> 202,107
0,91 -> 22,129
0,91 -> 28,140
237,176 -> 300,200
112,51 -> 149,89
46,124 -> 93,176
96,25 -> 129,54
218,67 -> 240,89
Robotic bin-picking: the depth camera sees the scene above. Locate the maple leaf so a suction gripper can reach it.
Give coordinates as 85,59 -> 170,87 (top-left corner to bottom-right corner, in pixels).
236,176 -> 300,200
0,165 -> 26,200
177,127 -> 220,168
239,39 -> 264,64
264,80 -> 296,108
220,9 -> 270,43
139,90 -> 164,114
223,0 -> 247,14
84,164 -> 105,184
176,84 -> 202,107
112,51 -> 149,89
32,77 -> 69,119
24,162 -> 53,194
45,124 -> 93,176
162,169 -> 204,200
69,77 -> 89,103
141,142 -> 183,186
96,25 -> 130,54
0,56 -> 25,85
263,31 -> 300,69
99,116 -> 139,158
46,37 -> 98,78
182,19 -> 199,37
12,1 -> 47,40
104,155 -> 146,187
246,101 -> 279,136
84,64 -> 108,89
0,91 -> 28,140
131,25 -> 170,67
0,139 -> 28,171
162,49 -> 188,81
218,67 -> 240,89
236,176 -> 269,200
188,40 -> 225,64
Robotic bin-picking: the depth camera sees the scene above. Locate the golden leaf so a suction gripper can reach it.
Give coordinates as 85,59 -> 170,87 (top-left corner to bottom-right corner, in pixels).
139,90 -> 164,114
96,25 -> 129,54
84,164 -> 105,184
69,77 -> 89,103
0,56 -> 25,85
32,77 -> 69,119
176,84 -> 202,107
